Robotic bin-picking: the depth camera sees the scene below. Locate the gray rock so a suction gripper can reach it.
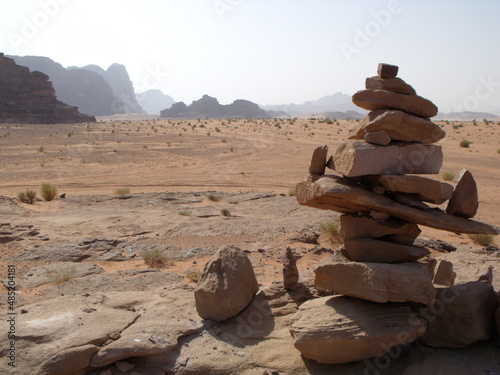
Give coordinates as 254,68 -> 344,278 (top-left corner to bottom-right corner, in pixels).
283,247 -> 299,290
194,245 -> 259,321
22,262 -> 104,289
289,295 -> 425,364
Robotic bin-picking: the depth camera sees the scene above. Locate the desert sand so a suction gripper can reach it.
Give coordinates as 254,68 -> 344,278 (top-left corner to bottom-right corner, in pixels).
0,117 -> 499,374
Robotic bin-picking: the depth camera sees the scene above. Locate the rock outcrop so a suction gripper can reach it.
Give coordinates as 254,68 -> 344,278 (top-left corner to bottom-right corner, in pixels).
194,245 -> 259,321
0,53 -> 96,123
136,89 -> 176,115
160,94 -> 270,118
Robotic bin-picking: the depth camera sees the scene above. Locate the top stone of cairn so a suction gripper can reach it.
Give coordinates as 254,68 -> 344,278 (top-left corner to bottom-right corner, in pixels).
377,63 -> 399,78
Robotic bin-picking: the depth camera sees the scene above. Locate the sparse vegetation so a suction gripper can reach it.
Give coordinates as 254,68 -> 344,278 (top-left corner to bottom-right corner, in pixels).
142,249 -> 174,268
467,234 -> 495,247
36,146 -> 45,153
17,189 -> 37,204
319,221 -> 341,242
220,208 -> 231,217
114,187 -> 131,196
206,194 -> 220,202
442,171 -> 455,181
48,264 -> 77,285
288,187 -> 296,196
40,183 -> 58,201
185,270 -> 203,282
459,139 -> 472,148
178,209 -> 192,216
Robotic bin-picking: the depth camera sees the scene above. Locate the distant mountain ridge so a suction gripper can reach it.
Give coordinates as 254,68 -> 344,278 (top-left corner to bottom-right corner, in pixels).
136,89 -> 175,115
263,92 -> 365,117
161,95 -> 270,119
435,111 -> 499,120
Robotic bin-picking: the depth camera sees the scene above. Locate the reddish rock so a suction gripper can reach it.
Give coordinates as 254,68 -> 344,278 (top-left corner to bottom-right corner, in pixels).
330,141 -> 443,177
352,90 -> 438,118
308,145 -> 328,175
377,63 -> 399,78
348,110 -> 445,144
343,238 -> 430,263
0,53 -> 95,124
446,169 -> 479,218
364,130 -> 391,146
365,76 -> 416,95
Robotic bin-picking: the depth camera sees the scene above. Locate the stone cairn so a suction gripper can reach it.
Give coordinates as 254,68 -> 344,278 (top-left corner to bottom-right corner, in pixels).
290,63 -> 499,364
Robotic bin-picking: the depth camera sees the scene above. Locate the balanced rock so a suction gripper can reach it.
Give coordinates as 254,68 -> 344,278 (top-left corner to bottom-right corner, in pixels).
283,247 -> 299,290
348,110 -> 445,144
364,130 -> 391,146
433,260 -> 456,286
308,145 -> 328,175
417,281 -> 497,348
314,261 -> 436,304
343,238 -> 430,263
371,175 -> 453,204
446,169 -> 479,218
329,141 -> 443,177
194,245 -> 259,321
352,89 -> 438,118
295,174 -> 499,235
339,214 -> 421,245
377,63 -> 399,78
289,295 -> 425,364
365,76 -> 416,95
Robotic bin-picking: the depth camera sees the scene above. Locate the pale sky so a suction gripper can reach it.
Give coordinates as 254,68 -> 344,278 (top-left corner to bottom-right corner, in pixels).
1,0 -> 500,113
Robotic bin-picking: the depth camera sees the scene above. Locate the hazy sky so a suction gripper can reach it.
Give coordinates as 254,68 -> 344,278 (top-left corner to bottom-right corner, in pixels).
1,0 -> 500,113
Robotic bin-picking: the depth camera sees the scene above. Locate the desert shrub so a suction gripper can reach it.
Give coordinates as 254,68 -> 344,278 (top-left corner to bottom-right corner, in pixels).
48,265 -> 77,285
319,221 -> 341,242
459,139 -> 472,148
114,187 -> 131,195
17,189 -> 37,204
288,187 -> 296,196
41,183 -> 58,201
442,171 -> 455,181
178,209 -> 192,216
467,234 -> 495,247
185,270 -> 202,283
220,208 -> 231,217
142,249 -> 174,268
36,146 -> 45,153
206,194 -> 220,202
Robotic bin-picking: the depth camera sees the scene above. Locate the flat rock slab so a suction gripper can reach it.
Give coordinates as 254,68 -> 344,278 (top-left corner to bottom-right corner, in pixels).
371,175 -> 453,204
296,174 -> 499,235
289,295 -> 425,364
329,141 -> 443,177
433,260 -> 456,286
365,76 -> 416,95
348,110 -> 445,144
339,214 -> 421,245
417,281 -> 497,348
308,145 -> 328,175
22,262 -> 104,289
352,89 -> 438,118
314,261 -> 436,304
446,169 -> 479,218
343,238 -> 430,263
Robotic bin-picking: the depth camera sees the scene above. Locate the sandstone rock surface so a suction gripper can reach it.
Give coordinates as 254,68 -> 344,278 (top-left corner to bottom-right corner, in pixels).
377,63 -> 399,78
365,76 -> 416,95
289,295 -> 425,364
296,175 -> 499,235
433,260 -> 456,286
194,245 -> 259,321
330,141 -> 443,177
22,262 -> 104,289
446,169 -> 479,218
343,238 -> 430,263
348,110 -> 445,144
364,130 -> 391,145
417,282 -> 498,348
372,175 -> 453,204
308,145 -> 328,174
352,89 -> 438,118
314,261 -> 436,304
283,247 -> 299,290
339,214 -> 421,245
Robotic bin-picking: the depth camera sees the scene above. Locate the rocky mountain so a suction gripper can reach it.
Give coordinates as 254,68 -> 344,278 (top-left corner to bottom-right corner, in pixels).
263,92 -> 365,117
136,89 -> 176,115
435,111 -> 499,120
8,55 -> 124,116
0,53 -> 95,123
160,95 -> 270,118
76,64 -> 144,114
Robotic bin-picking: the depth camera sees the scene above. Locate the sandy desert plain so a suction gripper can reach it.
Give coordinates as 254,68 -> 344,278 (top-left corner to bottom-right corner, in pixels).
0,116 -> 499,375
